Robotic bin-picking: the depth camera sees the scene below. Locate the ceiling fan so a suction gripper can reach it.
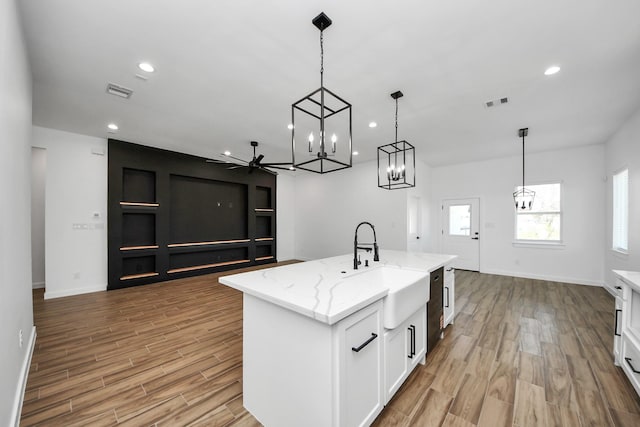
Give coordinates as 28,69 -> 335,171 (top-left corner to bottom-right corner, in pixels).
207,141 -> 293,175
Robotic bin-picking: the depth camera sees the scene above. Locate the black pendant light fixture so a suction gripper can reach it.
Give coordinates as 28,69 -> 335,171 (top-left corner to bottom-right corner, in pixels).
377,91 -> 415,190
291,12 -> 352,174
513,127 -> 535,210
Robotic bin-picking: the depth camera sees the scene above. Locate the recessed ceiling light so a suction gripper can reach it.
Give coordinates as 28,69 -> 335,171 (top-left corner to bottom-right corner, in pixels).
544,65 -> 560,76
369,122 -> 377,128
223,150 -> 231,156
107,123 -> 119,131
138,62 -> 155,73
352,151 -> 359,156
287,124 -> 294,130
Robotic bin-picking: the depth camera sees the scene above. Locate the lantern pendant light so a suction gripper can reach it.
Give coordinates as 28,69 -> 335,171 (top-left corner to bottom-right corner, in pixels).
377,91 -> 415,190
291,12 -> 352,174
513,127 -> 535,210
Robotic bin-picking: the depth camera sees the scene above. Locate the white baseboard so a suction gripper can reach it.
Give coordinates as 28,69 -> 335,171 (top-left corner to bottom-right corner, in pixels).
10,326 -> 36,427
481,268 -> 604,287
32,281 -> 45,289
44,284 -> 106,299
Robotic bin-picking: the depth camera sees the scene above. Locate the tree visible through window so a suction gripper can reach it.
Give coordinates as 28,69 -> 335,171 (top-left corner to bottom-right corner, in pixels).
515,183 -> 561,241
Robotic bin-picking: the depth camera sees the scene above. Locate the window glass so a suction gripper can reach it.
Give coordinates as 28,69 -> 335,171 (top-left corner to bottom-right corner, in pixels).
449,204 -> 471,236
515,183 -> 561,242
613,169 -> 628,252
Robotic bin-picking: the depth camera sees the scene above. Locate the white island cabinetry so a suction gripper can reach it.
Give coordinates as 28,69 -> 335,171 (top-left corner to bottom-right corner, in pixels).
613,270 -> 640,397
383,305 -> 426,403
221,250 -> 456,427
242,295 -> 383,427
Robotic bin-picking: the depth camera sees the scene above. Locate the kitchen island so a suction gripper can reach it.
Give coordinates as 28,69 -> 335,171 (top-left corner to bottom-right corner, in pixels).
219,250 -> 456,427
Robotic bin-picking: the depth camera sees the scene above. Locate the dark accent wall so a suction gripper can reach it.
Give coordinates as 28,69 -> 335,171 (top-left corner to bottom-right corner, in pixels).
108,140 -> 277,290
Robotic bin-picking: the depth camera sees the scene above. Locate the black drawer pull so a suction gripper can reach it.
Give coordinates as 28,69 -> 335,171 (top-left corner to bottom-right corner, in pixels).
625,357 -> 640,374
352,333 -> 378,353
433,275 -> 440,282
615,309 -> 621,336
616,286 -> 622,290
408,325 -> 416,358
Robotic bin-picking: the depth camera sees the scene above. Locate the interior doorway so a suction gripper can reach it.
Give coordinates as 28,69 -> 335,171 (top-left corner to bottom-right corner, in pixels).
31,147 -> 46,289
407,196 -> 422,252
442,198 -> 480,271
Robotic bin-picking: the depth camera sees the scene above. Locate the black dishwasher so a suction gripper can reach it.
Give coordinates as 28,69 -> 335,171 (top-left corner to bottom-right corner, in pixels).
427,267 -> 443,352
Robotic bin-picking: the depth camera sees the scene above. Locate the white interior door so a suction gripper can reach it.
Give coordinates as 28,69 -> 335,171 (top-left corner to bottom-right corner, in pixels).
407,196 -> 421,252
442,198 -> 480,271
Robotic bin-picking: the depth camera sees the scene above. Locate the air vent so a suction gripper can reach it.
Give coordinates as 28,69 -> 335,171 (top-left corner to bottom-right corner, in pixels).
484,96 -> 509,108
106,83 -> 133,99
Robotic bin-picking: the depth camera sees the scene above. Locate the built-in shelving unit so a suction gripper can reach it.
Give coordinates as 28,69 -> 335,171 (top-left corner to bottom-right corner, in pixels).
108,140 -> 277,290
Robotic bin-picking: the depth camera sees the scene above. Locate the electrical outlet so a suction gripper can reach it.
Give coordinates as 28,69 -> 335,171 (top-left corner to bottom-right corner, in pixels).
19,329 -> 23,348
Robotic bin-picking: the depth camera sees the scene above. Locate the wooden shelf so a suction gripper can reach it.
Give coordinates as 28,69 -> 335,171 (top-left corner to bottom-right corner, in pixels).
167,259 -> 250,274
256,256 -> 275,261
120,201 -> 159,207
167,239 -> 250,248
120,272 -> 159,281
120,245 -> 159,251
255,208 -> 274,212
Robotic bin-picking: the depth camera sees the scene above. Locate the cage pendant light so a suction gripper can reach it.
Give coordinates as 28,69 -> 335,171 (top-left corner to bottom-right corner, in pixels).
291,12 -> 352,174
377,91 -> 415,190
513,127 -> 535,210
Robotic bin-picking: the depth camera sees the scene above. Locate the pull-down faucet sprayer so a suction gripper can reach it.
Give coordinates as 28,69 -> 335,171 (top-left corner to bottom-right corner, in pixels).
354,221 -> 380,270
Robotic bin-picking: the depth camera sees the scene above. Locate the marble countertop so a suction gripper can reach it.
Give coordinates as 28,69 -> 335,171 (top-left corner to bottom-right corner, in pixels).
219,250 -> 456,325
613,270 -> 640,292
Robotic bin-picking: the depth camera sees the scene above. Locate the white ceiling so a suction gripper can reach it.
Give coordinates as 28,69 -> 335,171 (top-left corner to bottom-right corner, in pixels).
18,0 -> 640,167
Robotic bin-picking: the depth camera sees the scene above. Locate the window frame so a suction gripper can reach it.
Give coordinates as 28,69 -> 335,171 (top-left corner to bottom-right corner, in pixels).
513,181 -> 563,245
612,167 -> 629,254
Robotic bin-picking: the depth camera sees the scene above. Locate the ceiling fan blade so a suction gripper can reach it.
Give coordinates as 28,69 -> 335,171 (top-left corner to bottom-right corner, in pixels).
223,154 -> 249,164
254,154 -> 264,165
226,165 -> 245,170
263,165 -> 293,171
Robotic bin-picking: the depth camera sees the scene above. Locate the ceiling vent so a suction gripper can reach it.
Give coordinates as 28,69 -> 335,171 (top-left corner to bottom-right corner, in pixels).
484,96 -> 509,108
106,83 -> 133,99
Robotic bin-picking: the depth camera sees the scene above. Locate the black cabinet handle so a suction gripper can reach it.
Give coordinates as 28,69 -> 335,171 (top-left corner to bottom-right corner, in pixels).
625,357 -> 640,374
352,333 -> 378,353
433,275 -> 440,282
615,309 -> 622,337
471,237 -> 479,240
408,325 -> 416,358
445,287 -> 450,308
446,267 -> 454,272
616,286 -> 622,290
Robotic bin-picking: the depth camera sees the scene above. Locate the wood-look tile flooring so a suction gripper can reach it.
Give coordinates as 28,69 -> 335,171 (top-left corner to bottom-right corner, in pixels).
21,267 -> 640,426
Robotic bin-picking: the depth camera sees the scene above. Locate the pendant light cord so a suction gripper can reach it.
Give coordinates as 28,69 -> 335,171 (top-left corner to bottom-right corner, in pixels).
320,29 -> 324,87
522,133 -> 525,188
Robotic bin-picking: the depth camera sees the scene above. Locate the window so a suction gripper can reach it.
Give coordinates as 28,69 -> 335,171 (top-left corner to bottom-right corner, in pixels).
449,204 -> 471,236
613,168 -> 628,252
515,183 -> 561,242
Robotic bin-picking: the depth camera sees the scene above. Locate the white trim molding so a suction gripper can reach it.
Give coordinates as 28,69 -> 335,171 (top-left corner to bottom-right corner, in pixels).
482,268 -> 604,287
10,326 -> 36,427
44,284 -> 106,300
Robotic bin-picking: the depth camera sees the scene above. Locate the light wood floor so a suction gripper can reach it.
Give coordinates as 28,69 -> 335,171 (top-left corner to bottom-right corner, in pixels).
22,267 -> 640,426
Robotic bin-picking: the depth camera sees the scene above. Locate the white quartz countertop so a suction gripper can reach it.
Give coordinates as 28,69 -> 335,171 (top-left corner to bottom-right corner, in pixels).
219,250 -> 456,325
613,270 -> 640,291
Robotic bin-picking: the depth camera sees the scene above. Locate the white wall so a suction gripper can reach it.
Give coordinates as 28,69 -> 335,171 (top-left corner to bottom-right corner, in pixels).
30,148 -> 46,288
430,144 -> 606,286
604,106 -> 640,291
0,0 -> 35,424
292,159 -> 431,260
276,173 -> 296,260
32,126 -> 108,299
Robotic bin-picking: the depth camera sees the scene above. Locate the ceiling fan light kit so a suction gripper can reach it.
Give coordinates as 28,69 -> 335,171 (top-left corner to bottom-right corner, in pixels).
291,12 -> 353,174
